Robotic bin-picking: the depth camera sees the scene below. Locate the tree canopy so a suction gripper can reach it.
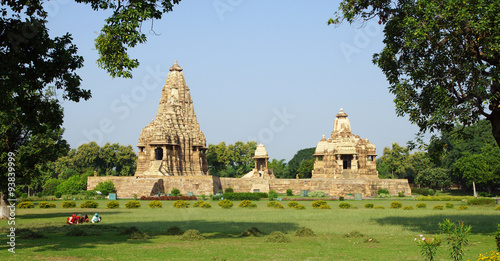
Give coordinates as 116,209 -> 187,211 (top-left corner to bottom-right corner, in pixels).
206,141 -> 257,178
331,0 -> 500,146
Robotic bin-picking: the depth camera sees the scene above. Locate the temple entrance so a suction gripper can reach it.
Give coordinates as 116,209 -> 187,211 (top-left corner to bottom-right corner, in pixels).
155,147 -> 163,160
341,155 -> 353,169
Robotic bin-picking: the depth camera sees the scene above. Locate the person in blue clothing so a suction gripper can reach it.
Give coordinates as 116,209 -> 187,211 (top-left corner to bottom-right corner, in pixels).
91,213 -> 101,223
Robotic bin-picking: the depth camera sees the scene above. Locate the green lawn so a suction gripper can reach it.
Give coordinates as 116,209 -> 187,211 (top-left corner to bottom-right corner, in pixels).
1,199 -> 498,260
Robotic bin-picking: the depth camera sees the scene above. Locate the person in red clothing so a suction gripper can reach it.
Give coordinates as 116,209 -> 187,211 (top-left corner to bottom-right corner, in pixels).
67,214 -> 76,225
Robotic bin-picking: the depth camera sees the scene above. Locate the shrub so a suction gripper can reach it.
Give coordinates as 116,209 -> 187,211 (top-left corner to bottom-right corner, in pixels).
312,200 -> 329,209
148,200 -> 163,208
319,204 -> 332,209
364,203 -> 374,209
239,227 -> 263,237
173,200 -> 189,208
21,193 -> 28,198
428,189 -> 436,196
224,187 -> 234,193
238,200 -> 257,208
377,188 -> 389,195
467,198 -> 496,205
295,227 -> 316,237
54,192 -> 62,198
294,204 -> 306,210
125,200 -> 141,209
80,200 -> 98,208
42,178 -> 61,196
18,201 -> 34,209
308,191 -> 325,197
193,201 -> 212,208
433,205 -> 444,210
94,181 -> 116,196
339,203 -> 352,209
288,201 -> 300,208
495,205 -> 500,211
171,188 -> 181,196
267,201 -> 284,209
477,251 -> 500,261
218,199 -> 233,209
457,205 -> 469,210
339,196 -> 345,201
268,190 -> 278,200
378,193 -> 390,198
390,201 -> 403,209
286,189 -> 293,196
38,201 -> 56,208
411,187 -> 436,196
36,192 -> 42,198
398,191 -> 405,197
179,229 -> 205,241
222,192 -> 262,201
403,206 -> 414,210
416,203 -> 427,208
166,226 -> 184,235
85,190 -> 97,197
374,206 -> 385,209
61,201 -> 76,208
107,200 -> 120,209
478,192 -> 492,197
445,203 -> 454,209
266,231 -> 290,243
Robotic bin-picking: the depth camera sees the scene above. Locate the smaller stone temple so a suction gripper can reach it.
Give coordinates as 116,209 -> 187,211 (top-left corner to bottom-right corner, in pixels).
312,109 -> 379,179
242,143 -> 275,179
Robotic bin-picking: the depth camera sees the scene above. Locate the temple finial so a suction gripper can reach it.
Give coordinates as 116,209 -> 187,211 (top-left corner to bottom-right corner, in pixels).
169,60 -> 183,72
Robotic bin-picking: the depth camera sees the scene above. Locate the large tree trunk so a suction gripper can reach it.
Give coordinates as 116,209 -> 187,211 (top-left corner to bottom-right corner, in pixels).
0,192 -> 9,219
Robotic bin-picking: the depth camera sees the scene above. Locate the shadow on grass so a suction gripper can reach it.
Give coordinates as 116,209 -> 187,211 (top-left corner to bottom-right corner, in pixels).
372,214 -> 499,234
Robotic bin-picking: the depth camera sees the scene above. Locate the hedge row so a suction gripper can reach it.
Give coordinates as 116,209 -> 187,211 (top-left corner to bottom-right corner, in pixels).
222,192 -> 268,201
140,196 -> 197,201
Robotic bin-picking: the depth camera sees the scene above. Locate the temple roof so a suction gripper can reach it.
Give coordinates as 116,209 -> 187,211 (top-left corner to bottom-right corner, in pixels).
254,143 -> 269,158
169,60 -> 183,72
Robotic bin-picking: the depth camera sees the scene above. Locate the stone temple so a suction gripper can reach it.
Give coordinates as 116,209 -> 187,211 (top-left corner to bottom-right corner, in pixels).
88,61 -> 411,197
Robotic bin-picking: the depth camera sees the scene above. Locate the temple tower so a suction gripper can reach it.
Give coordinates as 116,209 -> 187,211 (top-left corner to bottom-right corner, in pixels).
135,61 -> 208,176
242,143 -> 275,179
312,109 -> 378,179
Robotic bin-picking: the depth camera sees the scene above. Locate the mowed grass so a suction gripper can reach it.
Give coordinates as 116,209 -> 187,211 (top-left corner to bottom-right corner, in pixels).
1,199 -> 498,260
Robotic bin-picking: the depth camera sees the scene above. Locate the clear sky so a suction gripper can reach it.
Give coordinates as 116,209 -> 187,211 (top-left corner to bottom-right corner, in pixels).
45,0 -> 424,161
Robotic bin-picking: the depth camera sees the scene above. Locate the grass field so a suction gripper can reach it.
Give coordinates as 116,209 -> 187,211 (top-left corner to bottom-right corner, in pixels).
1,198 -> 498,260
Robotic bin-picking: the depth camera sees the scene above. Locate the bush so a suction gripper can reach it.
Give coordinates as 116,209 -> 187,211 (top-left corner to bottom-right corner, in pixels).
495,205 -> 500,211
445,203 -> 454,209
308,191 -> 325,197
42,178 -> 61,196
80,200 -> 98,208
477,251 -> 500,261
268,190 -> 278,200
54,192 -> 62,198
85,190 -> 97,197
467,198 -> 496,205
266,231 -> 290,243
171,188 -> 181,196
319,204 -> 332,209
148,200 -> 163,208
433,205 -> 444,210
364,203 -> 374,209
427,189 -> 435,196
390,201 -> 403,209
222,192 -> 262,201
374,206 -> 385,209
106,200 -> 120,209
173,200 -> 189,208
294,204 -> 306,210
295,227 -> 316,237
125,200 -> 141,209
36,192 -> 42,198
218,199 -> 233,209
403,206 -> 414,210
166,226 -> 184,235
416,203 -> 427,208
21,193 -> 28,198
339,196 -> 345,201
398,191 -> 405,197
224,187 -> 234,193
288,201 -> 300,208
377,188 -> 389,195
18,201 -> 34,209
378,193 -> 390,198
478,192 -> 492,197
238,200 -> 257,208
339,203 -> 352,209
267,201 -> 284,209
286,189 -> 293,196
94,181 -> 116,196
38,201 -> 56,208
457,205 -> 469,210
61,201 -> 76,208
193,201 -> 212,208
179,229 -> 205,241
312,200 -> 329,209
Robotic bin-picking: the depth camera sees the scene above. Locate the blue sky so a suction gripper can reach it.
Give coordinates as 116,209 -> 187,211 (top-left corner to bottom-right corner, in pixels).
45,0 -> 423,161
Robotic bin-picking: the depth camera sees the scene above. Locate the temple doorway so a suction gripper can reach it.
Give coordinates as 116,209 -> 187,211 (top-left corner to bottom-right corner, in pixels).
341,155 -> 352,169
155,147 -> 163,160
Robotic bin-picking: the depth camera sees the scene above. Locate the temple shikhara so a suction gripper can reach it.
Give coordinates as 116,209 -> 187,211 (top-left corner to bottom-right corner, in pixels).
88,61 -> 411,197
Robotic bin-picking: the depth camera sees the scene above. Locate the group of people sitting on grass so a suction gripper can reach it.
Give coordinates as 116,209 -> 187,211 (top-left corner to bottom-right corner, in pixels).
67,213 -> 101,225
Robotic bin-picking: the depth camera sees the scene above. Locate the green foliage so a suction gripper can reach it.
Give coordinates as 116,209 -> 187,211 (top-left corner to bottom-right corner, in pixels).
295,227 -> 316,237
414,234 -> 442,261
377,188 -> 389,195
42,179 -> 61,196
398,191 -> 405,197
239,227 -> 263,237
193,201 -> 212,209
85,190 -> 97,197
312,200 -> 329,209
293,204 -> 306,210
457,206 -> 468,211
415,168 -> 452,191
319,204 -> 332,209
439,219 -> 471,261
38,201 -> 56,208
339,203 -> 352,209
446,203 -> 455,209
338,196 -> 345,201
206,141 -> 257,177
170,188 -> 181,196
266,231 -> 290,243
364,203 -> 374,209
21,193 -> 28,199
106,200 -> 120,209
433,205 -> 445,210
374,206 -> 385,209
80,200 -> 98,208
222,192 -> 265,201
495,205 -> 500,211
148,200 -> 162,208
56,174 -> 88,196
224,187 -> 234,193
94,181 -> 116,196
467,198 -> 496,205
286,189 -> 293,196
267,201 -> 284,209
412,187 -> 436,196
416,203 -> 427,209
390,201 -> 403,209
125,200 -> 141,209
217,199 -> 233,209
287,147 -> 315,179
178,229 -> 205,241
238,200 -> 257,208
61,201 -> 76,208
54,192 -> 62,198
416,196 -> 475,201
268,159 -> 289,179
403,206 -> 414,210
496,224 -> 500,252
307,191 -> 325,197
166,226 -> 184,236
18,201 -> 34,209
173,200 -> 189,208
288,201 -> 300,208
268,190 -> 278,200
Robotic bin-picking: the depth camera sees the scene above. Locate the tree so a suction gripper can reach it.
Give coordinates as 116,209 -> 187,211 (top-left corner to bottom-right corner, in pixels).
297,158 -> 315,179
377,143 -> 409,179
287,147 -> 315,178
206,141 -> 257,178
331,0 -> 500,147
268,159 -> 289,178
415,168 -> 452,191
